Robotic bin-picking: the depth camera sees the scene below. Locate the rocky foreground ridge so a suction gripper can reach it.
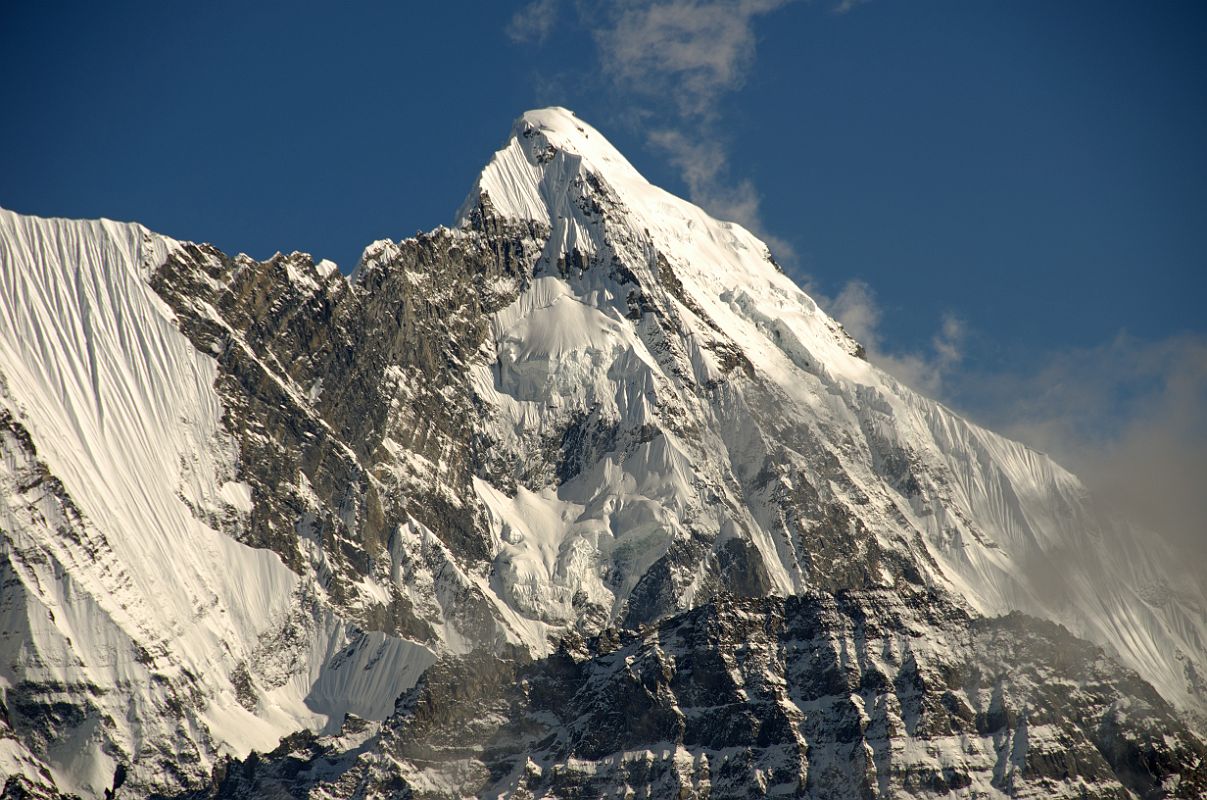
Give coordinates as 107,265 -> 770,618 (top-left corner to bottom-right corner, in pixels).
173,591 -> 1206,799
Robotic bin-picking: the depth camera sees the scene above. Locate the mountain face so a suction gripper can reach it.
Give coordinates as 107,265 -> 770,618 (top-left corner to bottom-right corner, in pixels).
0,108 -> 1202,799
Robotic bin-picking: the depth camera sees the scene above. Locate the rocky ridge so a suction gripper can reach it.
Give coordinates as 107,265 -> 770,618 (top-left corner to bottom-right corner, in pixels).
167,590 -> 1207,799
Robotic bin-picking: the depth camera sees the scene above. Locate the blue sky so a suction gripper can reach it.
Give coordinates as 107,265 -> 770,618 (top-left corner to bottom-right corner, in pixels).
2,1 -> 1205,544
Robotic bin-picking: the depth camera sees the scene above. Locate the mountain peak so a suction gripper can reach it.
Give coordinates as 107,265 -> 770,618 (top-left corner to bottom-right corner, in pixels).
511,107 -> 607,151
511,106 -> 645,180
458,109 -> 795,293
456,106 -> 646,230
5,106 -> 1206,797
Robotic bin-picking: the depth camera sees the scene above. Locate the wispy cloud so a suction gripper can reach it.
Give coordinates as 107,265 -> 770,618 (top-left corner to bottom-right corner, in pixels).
588,0 -> 800,260
949,332 -> 1207,589
832,0 -> 871,15
506,0 -> 560,45
646,128 -> 797,260
825,279 -> 1206,589
824,279 -> 966,395
591,0 -> 794,118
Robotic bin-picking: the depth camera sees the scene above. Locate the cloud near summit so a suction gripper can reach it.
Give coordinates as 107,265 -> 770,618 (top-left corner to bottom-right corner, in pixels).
505,0 -> 800,262
590,0 -> 796,119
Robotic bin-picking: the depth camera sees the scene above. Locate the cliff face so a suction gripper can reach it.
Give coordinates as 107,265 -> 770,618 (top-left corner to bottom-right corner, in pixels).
0,108 -> 1202,799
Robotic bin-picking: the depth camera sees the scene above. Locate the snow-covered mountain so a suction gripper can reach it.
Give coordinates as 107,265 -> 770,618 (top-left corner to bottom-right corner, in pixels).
0,108 -> 1203,799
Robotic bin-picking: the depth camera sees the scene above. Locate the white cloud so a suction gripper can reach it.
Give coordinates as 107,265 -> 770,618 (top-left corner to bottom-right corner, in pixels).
584,1 -> 800,263
591,0 -> 794,118
949,332 -> 1207,588
832,0 -> 870,15
826,279 -> 1207,589
647,128 -> 796,260
824,279 -> 965,395
506,0 -> 560,45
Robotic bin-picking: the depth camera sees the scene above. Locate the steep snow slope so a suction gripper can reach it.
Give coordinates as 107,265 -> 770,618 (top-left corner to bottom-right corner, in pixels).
457,108 -> 1205,715
0,210 -> 434,797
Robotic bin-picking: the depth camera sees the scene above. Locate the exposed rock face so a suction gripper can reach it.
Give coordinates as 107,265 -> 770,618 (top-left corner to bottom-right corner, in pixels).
148,230 -> 537,648
1,108 -> 1203,798
168,591 -> 1207,800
